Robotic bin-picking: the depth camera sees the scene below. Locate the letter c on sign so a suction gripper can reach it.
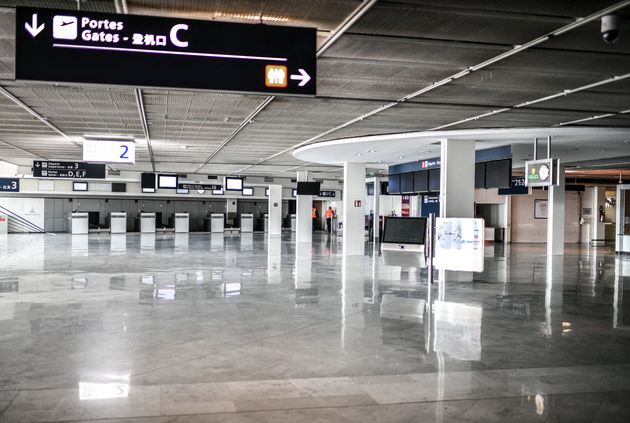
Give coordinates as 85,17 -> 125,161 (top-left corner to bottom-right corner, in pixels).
170,24 -> 188,48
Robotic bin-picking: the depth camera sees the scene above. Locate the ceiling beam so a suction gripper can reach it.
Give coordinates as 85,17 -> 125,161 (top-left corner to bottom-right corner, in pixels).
134,88 -> 156,172
553,109 -> 630,127
236,0 -> 630,173
198,0 -> 379,174
0,137 -> 48,160
429,73 -> 630,130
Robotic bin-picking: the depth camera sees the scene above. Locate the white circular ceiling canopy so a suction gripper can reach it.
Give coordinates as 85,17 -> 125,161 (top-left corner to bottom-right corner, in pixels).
293,127 -> 630,167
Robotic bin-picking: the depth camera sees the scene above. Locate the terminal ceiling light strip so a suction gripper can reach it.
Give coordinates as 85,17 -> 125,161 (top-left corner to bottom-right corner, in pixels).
199,0 -> 378,174
234,0 -> 630,173
429,73 -> 630,131
134,88 -> 155,172
553,109 -> 630,127
0,86 -> 80,148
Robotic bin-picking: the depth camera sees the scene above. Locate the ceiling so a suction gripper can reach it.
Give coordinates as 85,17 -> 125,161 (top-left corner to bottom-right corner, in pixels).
0,0 -> 629,178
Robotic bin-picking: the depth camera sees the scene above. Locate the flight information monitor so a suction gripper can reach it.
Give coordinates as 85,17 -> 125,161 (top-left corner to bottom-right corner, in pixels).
382,217 -> 427,245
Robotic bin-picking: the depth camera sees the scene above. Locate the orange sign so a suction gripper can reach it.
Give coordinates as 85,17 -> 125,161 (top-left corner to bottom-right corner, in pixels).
265,65 -> 288,88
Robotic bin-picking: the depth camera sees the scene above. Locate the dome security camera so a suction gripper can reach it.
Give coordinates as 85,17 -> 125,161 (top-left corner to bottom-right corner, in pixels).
601,14 -> 620,43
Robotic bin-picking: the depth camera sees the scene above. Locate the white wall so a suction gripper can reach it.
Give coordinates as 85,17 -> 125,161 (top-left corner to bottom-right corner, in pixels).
0,198 -> 45,232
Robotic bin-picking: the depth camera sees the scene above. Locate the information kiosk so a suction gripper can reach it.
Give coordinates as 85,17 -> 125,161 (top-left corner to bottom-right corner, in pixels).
68,212 -> 89,235
108,212 -> 127,234
381,217 -> 427,267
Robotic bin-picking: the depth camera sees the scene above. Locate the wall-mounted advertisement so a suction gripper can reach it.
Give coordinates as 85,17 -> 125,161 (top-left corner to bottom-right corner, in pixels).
434,218 -> 484,272
534,199 -> 548,219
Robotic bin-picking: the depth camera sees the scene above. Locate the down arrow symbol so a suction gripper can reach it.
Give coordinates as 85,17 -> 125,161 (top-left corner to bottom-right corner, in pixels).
25,14 -> 45,38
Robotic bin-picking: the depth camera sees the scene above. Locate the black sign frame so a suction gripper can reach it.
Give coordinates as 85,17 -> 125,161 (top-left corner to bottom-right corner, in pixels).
33,161 -> 106,179
0,178 -> 20,192
16,7 -> 316,96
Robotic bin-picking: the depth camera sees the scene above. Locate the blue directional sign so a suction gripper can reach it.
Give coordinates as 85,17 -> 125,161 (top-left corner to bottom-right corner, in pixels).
0,178 -> 19,192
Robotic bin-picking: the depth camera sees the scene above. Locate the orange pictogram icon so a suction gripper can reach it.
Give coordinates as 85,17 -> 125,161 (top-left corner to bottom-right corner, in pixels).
265,65 -> 288,88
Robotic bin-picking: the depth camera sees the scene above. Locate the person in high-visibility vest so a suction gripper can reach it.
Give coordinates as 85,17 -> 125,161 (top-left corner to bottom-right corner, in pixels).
325,207 -> 335,234
312,207 -> 318,231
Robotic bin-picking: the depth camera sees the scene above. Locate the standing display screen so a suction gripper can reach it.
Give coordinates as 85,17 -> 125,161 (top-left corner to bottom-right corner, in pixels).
225,177 -> 243,191
158,174 -> 177,189
15,7 -> 316,96
382,217 -> 427,245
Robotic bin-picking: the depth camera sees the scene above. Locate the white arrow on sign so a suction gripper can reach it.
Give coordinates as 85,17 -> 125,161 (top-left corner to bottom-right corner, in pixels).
290,68 -> 311,87
25,13 -> 45,38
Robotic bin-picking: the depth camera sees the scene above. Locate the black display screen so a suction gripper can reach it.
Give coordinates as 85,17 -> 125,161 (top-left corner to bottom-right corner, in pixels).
428,168 -> 441,192
475,162 -> 485,189
413,171 -> 428,193
400,173 -> 414,193
296,181 -> 320,195
388,174 -> 401,194
485,159 -> 511,188
16,7 -> 316,96
141,172 -> 155,190
382,217 -> 427,245
111,182 -> 126,192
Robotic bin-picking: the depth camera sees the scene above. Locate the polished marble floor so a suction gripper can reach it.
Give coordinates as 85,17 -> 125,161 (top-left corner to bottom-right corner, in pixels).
0,232 -> 629,422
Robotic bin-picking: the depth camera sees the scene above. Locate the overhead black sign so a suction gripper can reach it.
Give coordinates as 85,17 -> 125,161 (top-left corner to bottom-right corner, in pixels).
178,183 -> 222,191
319,190 -> 336,198
33,161 -> 106,179
0,178 -> 19,192
498,177 -> 528,196
16,7 -> 316,96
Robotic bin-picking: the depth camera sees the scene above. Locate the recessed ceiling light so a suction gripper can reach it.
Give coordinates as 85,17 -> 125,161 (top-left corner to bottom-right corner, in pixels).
355,153 -> 363,157
376,160 -> 382,163
398,156 -> 404,159
180,145 -> 190,149
421,151 -> 430,154
367,150 -> 376,153
224,117 -> 231,122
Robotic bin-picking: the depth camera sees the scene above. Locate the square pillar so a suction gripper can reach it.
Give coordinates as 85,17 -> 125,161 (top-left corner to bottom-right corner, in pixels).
343,162 -> 366,255
591,186 -> 606,245
268,184 -> 283,236
547,166 -> 565,256
439,139 -> 475,283
373,177 -> 380,242
296,171 -> 313,243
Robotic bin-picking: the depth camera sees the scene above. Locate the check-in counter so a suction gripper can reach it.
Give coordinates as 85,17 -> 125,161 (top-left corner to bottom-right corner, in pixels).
290,214 -> 296,232
68,212 -> 89,234
0,213 -> 7,235
138,212 -> 156,233
263,214 -> 269,232
210,213 -> 224,233
240,213 -> 254,233
174,213 -> 189,233
108,212 -> 127,234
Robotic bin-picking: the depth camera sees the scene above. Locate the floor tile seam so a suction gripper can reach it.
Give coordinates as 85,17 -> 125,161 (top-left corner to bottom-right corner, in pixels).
9,362 -> 630,397
17,388 -> 630,423
0,390 -> 19,419
128,307 -> 367,379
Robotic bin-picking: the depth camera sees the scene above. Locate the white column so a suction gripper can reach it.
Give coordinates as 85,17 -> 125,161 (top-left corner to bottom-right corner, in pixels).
439,139 -> 475,283
268,184 -> 283,236
439,139 -> 475,218
343,162 -> 366,255
373,177 -> 380,243
296,171 -> 313,243
547,166 -> 565,256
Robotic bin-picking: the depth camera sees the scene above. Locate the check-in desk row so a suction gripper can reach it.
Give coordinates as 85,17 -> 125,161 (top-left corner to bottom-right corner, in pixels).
68,212 -> 190,234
